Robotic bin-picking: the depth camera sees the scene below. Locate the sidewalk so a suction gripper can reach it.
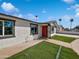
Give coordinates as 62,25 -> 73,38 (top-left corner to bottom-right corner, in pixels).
71,39 -> 79,55
45,39 -> 71,48
0,40 -> 43,59
45,39 -> 79,55
56,34 -> 79,38
0,39 -> 79,59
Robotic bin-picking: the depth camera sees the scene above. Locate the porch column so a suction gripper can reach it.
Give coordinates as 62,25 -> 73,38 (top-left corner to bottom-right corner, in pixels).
2,20 -> 4,36
54,27 -> 56,34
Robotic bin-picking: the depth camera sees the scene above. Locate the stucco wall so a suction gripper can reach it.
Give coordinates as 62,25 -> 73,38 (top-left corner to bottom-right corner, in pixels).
51,27 -> 57,36
37,24 -> 51,38
0,19 -> 39,49
0,14 -> 56,48
48,26 -> 51,37
38,25 -> 42,38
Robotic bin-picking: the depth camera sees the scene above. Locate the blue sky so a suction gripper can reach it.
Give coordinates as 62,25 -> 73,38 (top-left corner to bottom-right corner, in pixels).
0,0 -> 79,28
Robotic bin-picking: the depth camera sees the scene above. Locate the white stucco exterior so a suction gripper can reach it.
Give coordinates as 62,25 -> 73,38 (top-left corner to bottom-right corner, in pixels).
0,16 -> 39,48
0,14 -> 57,49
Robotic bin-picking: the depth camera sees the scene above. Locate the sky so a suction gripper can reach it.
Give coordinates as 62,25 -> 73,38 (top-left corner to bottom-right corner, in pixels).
0,0 -> 79,28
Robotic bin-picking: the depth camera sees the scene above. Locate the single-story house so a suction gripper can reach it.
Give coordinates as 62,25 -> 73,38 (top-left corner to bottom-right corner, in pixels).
0,13 -> 58,48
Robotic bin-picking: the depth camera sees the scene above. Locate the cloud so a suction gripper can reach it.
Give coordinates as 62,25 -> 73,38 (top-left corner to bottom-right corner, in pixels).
0,2 -> 23,18
1,2 -> 19,12
67,4 -> 79,17
42,9 -> 47,13
18,14 -> 23,18
68,4 -> 79,10
75,4 -> 79,17
62,0 -> 75,4
75,13 -> 79,17
25,13 -> 39,21
14,13 -> 23,18
61,15 -> 73,20
74,4 -> 79,13
48,16 -> 56,20
25,13 -> 35,20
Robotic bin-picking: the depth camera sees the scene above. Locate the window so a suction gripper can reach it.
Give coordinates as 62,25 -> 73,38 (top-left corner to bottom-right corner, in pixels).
0,21 -> 3,35
52,27 -> 54,31
0,20 -> 15,37
4,20 -> 15,35
30,24 -> 38,35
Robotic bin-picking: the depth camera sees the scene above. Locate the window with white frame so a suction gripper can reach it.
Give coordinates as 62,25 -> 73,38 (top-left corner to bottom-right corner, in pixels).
30,24 -> 38,35
0,20 -> 15,37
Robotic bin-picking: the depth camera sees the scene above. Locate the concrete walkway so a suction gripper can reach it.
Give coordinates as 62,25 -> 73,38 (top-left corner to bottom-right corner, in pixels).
71,39 -> 79,55
46,39 -> 79,55
0,39 -> 79,59
56,34 -> 79,38
0,40 -> 43,59
45,39 -> 71,48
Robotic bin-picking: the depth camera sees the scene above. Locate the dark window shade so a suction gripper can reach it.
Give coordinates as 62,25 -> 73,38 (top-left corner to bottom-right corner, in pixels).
30,24 -> 38,35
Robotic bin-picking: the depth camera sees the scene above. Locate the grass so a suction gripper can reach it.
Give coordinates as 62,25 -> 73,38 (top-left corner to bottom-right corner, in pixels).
59,47 -> 79,59
52,35 -> 75,43
7,41 -> 79,59
7,41 -> 59,59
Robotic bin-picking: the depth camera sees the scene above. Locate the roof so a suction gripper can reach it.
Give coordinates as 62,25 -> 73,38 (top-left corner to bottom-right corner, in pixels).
0,13 -> 57,24
0,13 -> 38,23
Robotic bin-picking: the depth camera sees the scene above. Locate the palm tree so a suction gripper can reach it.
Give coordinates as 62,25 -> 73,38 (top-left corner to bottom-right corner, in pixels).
70,18 -> 74,30
35,15 -> 38,22
59,19 -> 62,25
59,19 -> 62,31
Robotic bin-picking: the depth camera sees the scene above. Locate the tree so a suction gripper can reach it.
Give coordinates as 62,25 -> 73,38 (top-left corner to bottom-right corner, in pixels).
59,19 -> 62,25
74,25 -> 79,31
58,19 -> 62,31
75,26 -> 79,29
64,28 -> 70,31
70,18 -> 74,30
35,15 -> 38,22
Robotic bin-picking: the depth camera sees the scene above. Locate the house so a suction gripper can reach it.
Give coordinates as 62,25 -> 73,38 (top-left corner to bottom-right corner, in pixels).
72,25 -> 79,32
0,13 -> 58,48
58,25 -> 64,32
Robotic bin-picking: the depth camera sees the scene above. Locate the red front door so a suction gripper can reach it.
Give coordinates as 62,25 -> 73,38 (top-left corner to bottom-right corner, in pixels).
42,26 -> 48,38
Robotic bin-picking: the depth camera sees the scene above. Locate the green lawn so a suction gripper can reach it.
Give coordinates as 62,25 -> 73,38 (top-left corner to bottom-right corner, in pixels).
59,47 -> 79,59
52,35 -> 75,43
7,41 -> 59,59
7,41 -> 79,59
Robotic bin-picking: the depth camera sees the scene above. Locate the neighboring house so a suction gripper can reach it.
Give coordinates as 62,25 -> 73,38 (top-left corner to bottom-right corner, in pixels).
59,25 -> 64,32
0,13 -> 58,48
72,25 -> 79,32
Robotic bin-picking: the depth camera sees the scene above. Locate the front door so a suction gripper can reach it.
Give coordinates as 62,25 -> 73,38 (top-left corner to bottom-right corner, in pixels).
42,26 -> 48,38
